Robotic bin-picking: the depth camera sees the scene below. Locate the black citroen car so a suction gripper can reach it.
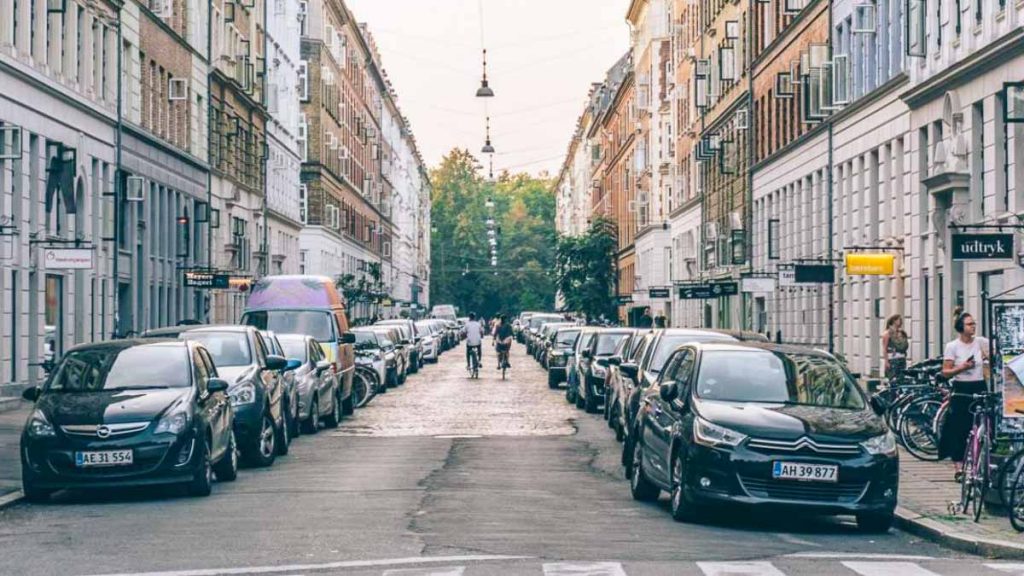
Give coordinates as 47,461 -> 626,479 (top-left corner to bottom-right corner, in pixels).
20,340 -> 239,501
629,342 -> 898,532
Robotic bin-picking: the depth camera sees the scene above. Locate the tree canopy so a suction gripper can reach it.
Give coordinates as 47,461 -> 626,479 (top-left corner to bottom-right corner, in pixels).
429,149 -> 556,318
554,218 -> 618,321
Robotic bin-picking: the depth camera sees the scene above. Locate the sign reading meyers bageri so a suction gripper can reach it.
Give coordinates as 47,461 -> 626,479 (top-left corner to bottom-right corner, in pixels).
952,233 -> 1013,260
42,247 -> 93,269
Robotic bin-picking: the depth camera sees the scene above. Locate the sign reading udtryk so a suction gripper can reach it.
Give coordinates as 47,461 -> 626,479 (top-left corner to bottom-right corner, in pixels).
952,233 -> 1014,260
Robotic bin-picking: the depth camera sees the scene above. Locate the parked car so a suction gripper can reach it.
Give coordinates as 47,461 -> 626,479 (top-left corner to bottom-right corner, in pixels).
276,334 -> 339,434
628,342 -> 898,532
537,322 -> 574,366
20,340 -> 238,501
241,275 -> 356,416
376,319 -> 424,372
565,329 -> 597,402
525,314 -> 564,356
415,320 -> 441,363
619,329 -> 739,472
373,326 -> 409,384
180,326 -> 292,466
605,331 -> 653,440
360,328 -> 401,387
546,327 -> 582,388
260,331 -> 300,442
352,328 -> 394,387
375,323 -> 413,381
571,329 -> 634,413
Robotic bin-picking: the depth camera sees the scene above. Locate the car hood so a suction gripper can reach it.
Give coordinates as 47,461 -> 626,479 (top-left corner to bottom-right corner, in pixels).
217,365 -> 259,385
39,388 -> 189,425
694,399 -> 884,442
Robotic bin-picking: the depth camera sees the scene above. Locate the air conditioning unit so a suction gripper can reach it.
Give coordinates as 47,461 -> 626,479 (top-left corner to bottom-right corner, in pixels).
686,47 -> 696,60
148,0 -> 169,18
704,222 -> 719,240
168,77 -> 188,101
729,211 -> 743,231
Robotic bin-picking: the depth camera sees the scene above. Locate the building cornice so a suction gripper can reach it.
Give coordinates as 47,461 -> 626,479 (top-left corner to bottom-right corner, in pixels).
901,28 -> 1024,108
122,122 -> 211,172
830,73 -> 909,125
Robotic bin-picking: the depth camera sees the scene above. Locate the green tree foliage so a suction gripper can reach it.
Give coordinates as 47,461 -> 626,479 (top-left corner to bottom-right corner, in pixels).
429,149 -> 556,318
555,218 -> 618,321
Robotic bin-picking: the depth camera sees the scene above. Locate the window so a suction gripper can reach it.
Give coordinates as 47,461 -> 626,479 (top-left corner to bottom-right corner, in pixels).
906,0 -> 926,56
853,2 -> 877,32
299,184 -> 307,223
767,218 -> 780,259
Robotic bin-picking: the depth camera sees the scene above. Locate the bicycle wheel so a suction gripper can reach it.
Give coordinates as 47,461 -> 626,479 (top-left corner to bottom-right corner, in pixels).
1010,461 -> 1024,532
960,438 -> 976,516
997,449 -> 1024,507
898,398 -> 942,461
352,370 -> 371,408
972,432 -> 991,522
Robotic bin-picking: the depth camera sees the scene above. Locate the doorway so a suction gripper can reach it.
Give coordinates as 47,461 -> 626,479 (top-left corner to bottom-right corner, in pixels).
44,274 -> 63,362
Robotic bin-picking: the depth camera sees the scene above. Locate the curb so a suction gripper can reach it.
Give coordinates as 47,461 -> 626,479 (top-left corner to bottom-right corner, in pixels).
0,491 -> 24,511
895,506 -> 1024,559
0,397 -> 25,414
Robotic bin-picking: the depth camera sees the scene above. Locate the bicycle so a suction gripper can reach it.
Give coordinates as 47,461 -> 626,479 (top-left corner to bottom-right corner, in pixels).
468,346 -> 480,380
958,392 -> 1000,522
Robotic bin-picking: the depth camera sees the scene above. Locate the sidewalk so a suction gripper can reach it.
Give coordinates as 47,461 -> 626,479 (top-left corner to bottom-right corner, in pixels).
0,400 -> 29,502
898,450 -> 1024,557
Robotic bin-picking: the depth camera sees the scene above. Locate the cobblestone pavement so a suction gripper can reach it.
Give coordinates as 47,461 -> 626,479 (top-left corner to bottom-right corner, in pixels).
333,343 -> 577,438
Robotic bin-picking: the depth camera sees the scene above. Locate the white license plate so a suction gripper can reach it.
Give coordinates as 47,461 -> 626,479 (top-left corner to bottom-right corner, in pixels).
772,461 -> 838,482
75,450 -> 133,467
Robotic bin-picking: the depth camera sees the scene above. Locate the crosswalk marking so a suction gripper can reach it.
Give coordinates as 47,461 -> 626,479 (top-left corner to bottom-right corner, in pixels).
842,561 -> 942,576
381,568 -> 465,576
541,562 -> 628,576
697,561 -> 786,576
987,566 -> 1024,575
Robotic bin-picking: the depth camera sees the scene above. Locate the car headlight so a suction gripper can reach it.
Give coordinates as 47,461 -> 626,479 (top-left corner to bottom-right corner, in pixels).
229,382 -> 256,406
154,406 -> 191,435
26,409 -> 55,438
693,417 -> 747,448
592,365 -> 608,378
860,431 -> 897,456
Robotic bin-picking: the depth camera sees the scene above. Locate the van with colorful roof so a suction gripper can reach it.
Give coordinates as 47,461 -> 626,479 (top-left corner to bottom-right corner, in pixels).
241,275 -> 357,416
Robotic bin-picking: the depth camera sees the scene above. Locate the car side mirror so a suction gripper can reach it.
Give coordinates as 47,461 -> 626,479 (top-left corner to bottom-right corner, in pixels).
315,360 -> 331,374
265,354 -> 287,371
340,332 -> 357,344
284,359 -> 302,372
402,339 -> 411,346
620,362 -> 638,380
869,394 -> 886,416
659,382 -> 678,402
207,378 -> 229,393
22,386 -> 41,402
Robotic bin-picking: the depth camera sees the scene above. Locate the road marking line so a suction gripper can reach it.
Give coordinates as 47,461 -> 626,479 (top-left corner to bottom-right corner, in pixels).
541,562 -> 627,576
697,561 -> 785,576
786,553 -> 937,561
842,562 -> 941,576
81,555 -> 531,576
382,568 -> 465,576
987,565 -> 1024,575
774,533 -> 819,547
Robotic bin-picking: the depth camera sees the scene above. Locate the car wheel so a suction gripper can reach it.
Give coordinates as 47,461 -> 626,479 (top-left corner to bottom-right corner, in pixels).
323,393 -> 341,428
584,391 -> 599,414
289,400 -> 301,438
604,393 -> 612,422
670,454 -> 698,522
565,381 -> 576,404
302,397 -> 320,434
614,411 -> 625,443
856,511 -> 894,533
547,372 -> 559,389
575,388 -> 585,409
275,410 -> 290,456
630,436 -> 660,502
187,437 -> 214,497
21,473 -> 52,504
213,430 -> 239,482
247,412 -> 277,467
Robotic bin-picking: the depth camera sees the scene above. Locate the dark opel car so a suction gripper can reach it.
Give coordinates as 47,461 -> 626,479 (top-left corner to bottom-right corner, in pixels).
629,343 -> 898,532
20,340 -> 238,501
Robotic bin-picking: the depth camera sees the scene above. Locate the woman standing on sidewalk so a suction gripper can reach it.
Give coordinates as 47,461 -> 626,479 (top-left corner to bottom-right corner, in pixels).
882,314 -> 910,382
939,311 -> 989,476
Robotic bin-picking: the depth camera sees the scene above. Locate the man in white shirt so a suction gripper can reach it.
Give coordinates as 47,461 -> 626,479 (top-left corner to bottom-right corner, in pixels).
463,312 -> 485,370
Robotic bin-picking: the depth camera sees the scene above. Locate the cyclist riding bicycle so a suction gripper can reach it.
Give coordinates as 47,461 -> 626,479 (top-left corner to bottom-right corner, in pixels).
463,312 -> 485,370
495,314 -> 513,370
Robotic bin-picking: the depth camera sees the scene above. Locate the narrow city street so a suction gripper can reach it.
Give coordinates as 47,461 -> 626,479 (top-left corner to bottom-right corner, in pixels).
0,343 -> 1013,576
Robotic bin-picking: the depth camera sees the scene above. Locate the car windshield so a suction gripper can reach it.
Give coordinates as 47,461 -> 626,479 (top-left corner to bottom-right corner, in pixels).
595,333 -> 630,356
353,332 -> 380,349
556,330 -> 580,347
650,334 -> 734,373
48,346 -> 190,391
577,333 -> 595,352
695,351 -> 866,409
530,316 -> 561,330
244,310 -> 335,343
184,332 -> 253,367
278,338 -> 308,361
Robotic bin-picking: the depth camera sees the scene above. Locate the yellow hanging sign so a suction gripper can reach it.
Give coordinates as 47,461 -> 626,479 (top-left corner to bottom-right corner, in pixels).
845,253 -> 896,276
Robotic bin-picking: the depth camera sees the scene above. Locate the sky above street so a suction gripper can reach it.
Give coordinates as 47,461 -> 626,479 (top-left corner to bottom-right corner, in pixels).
347,0 -> 631,177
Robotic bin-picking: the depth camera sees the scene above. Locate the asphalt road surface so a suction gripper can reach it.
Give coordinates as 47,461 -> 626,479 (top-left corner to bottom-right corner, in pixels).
0,343 -> 1015,576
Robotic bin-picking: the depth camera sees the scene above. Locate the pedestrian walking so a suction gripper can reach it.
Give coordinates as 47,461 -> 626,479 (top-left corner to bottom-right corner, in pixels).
882,314 -> 909,381
939,310 -> 990,476
637,307 -> 653,328
654,314 -> 666,328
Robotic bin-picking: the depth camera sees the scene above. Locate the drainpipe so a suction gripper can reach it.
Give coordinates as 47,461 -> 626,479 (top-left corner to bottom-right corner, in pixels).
112,2 -> 123,338
205,0 -> 213,322
261,0 -> 269,280
827,0 -> 835,354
